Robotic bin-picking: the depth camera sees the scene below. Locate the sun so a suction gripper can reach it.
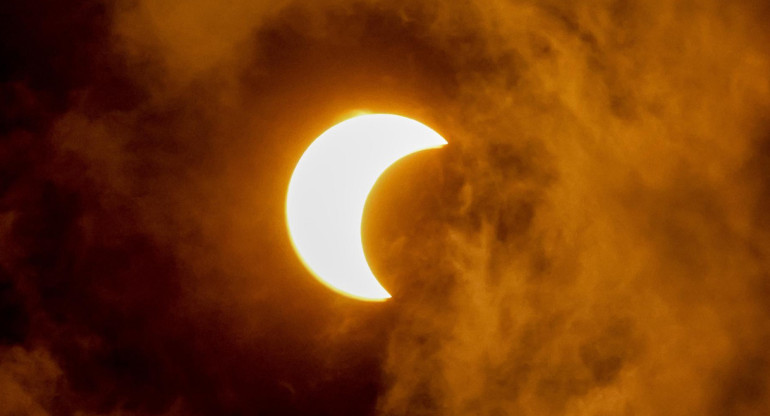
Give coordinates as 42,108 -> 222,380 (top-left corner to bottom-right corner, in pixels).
286,114 -> 447,301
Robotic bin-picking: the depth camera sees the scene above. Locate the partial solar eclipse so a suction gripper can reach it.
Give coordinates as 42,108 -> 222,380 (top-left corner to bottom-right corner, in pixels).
286,114 -> 447,301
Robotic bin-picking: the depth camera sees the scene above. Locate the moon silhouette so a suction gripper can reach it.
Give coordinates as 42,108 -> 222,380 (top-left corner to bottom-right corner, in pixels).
286,114 -> 447,301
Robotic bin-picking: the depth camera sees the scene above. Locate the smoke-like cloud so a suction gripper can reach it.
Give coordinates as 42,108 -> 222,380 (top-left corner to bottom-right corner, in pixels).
373,2 -> 770,415
1,0 -> 769,415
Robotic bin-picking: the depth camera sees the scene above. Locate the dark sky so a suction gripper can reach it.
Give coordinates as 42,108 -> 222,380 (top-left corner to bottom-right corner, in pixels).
2,1 -> 770,415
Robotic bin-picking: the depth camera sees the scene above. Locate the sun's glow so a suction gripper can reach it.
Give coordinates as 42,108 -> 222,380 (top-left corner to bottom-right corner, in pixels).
286,114 -> 447,301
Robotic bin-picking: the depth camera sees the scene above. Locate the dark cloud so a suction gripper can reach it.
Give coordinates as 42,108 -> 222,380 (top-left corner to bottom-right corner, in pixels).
2,0 -> 770,415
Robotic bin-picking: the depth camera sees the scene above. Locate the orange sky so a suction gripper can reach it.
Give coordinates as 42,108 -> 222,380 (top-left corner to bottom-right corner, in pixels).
1,1 -> 770,415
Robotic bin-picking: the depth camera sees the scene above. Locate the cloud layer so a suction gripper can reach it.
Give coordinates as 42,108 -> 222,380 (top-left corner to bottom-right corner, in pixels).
2,0 -> 770,415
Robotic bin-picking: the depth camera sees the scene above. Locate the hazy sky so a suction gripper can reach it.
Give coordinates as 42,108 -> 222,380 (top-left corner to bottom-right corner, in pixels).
2,1 -> 770,415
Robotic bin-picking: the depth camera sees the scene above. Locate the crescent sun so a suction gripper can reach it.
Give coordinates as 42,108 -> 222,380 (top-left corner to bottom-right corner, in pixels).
286,114 -> 447,301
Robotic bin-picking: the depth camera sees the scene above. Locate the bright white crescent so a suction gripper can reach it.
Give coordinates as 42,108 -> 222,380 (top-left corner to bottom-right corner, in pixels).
286,114 -> 447,301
